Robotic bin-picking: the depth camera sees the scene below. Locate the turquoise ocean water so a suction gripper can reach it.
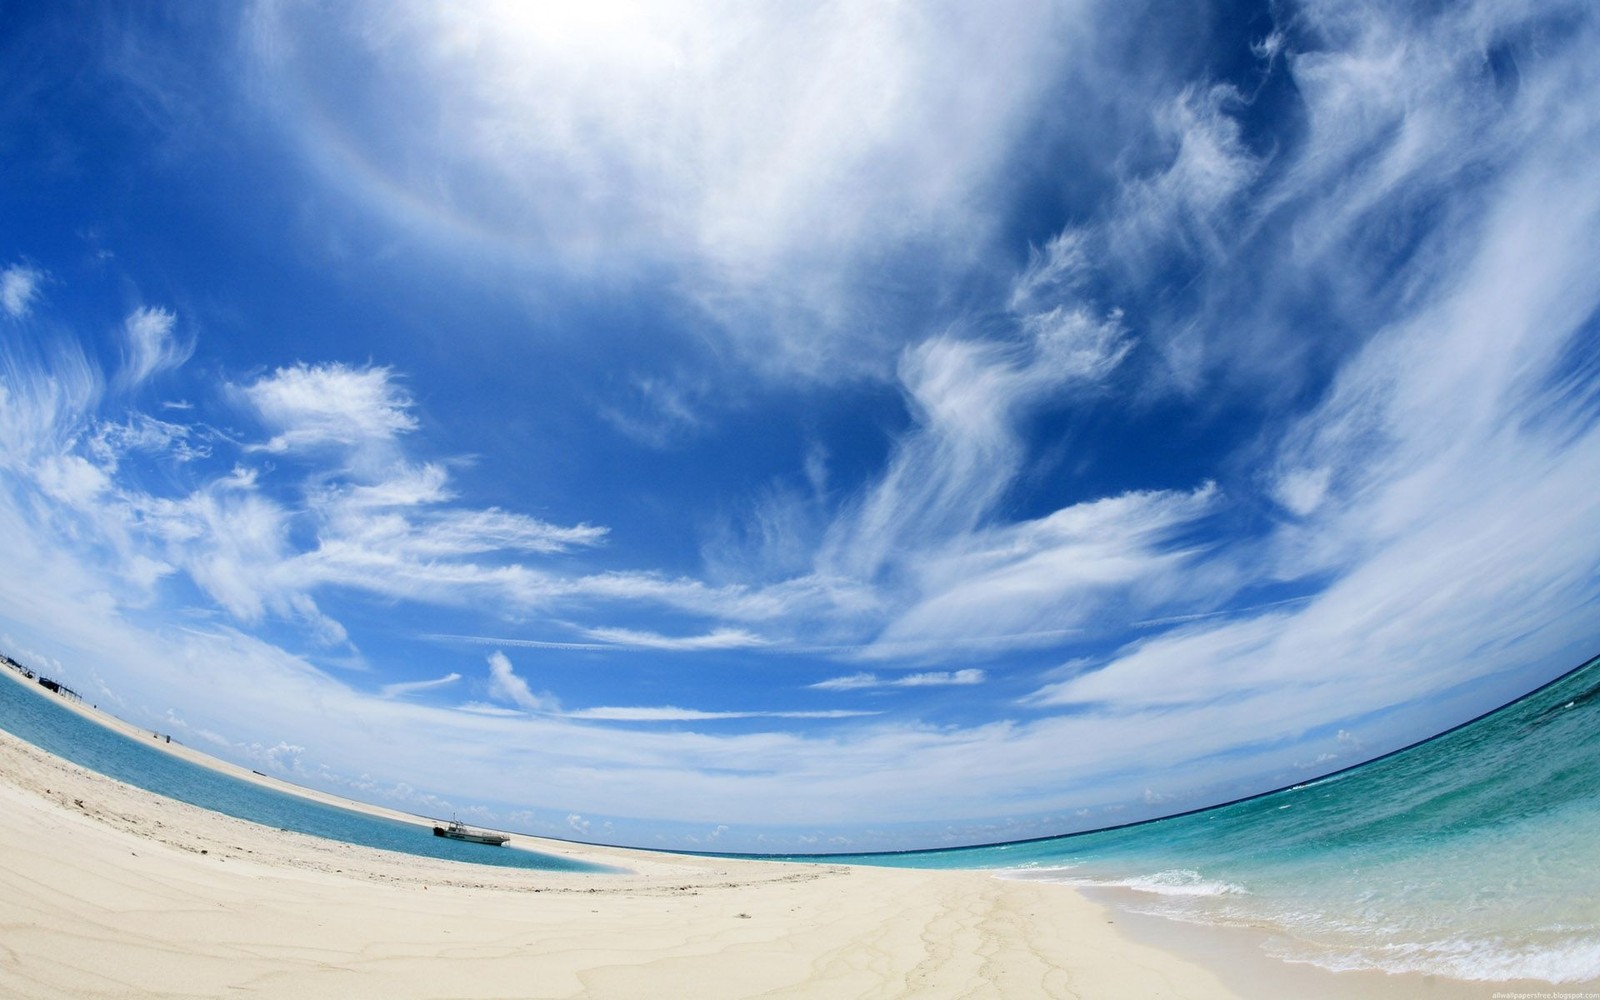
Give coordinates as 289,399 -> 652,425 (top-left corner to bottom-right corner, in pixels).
784,654 -> 1600,983
0,674 -> 611,873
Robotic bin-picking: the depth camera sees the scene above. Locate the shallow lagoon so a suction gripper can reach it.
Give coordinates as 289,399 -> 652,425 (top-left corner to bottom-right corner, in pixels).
0,674 -> 611,874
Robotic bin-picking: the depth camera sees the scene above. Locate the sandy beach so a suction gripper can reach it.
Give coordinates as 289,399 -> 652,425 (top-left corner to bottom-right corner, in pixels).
0,672 -> 1530,999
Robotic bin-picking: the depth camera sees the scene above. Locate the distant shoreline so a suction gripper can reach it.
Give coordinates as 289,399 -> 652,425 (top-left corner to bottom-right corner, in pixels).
0,659 -> 454,830
0,658 -> 651,855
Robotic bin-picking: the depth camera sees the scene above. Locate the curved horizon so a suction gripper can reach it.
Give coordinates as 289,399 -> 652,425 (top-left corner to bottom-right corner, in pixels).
10,646 -> 1597,862
671,648 -> 1600,858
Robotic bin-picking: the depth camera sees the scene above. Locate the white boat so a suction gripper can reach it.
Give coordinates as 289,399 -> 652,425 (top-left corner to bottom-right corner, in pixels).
432,817 -> 510,846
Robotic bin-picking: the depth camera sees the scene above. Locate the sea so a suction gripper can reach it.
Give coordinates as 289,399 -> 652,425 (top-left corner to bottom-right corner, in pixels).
0,672 -> 611,873
793,653 -> 1600,983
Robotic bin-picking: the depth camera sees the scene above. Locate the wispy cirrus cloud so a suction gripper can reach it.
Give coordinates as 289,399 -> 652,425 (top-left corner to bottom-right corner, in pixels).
693,307 -> 1202,663
423,633 -> 612,652
810,669 -> 985,692
0,263 -> 44,319
484,651 -> 557,712
596,374 -> 709,449
1028,0 -> 1600,735
563,706 -> 879,722
861,485 -> 1219,657
241,362 -> 419,456
575,626 -> 767,651
379,672 -> 461,699
477,650 -> 875,722
118,306 -> 193,389
819,307 -> 1132,585
0,347 -> 629,648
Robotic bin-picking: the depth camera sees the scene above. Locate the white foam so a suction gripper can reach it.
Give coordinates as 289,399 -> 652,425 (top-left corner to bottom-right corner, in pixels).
994,864 -> 1084,882
998,865 -> 1248,897
1270,933 -> 1600,983
1113,869 -> 1250,897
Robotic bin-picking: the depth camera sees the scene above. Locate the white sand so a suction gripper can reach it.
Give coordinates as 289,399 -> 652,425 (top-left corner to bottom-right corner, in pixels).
0,674 -> 1242,999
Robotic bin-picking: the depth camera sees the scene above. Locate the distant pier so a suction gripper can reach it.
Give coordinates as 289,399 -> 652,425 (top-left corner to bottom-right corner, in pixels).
2,650 -> 84,702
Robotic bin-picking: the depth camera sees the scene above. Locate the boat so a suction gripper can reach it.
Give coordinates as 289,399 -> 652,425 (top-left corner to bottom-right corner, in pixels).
432,817 -> 510,846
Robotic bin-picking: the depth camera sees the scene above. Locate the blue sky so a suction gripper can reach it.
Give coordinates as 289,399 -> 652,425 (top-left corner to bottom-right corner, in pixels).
1,0 -> 1598,851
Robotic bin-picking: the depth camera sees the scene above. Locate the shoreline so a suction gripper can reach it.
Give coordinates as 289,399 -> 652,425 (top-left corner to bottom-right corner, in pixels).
0,716 -> 1243,999
0,662 -> 610,863
0,666 -> 1586,998
0,664 -> 469,829
1082,886 -> 1600,1000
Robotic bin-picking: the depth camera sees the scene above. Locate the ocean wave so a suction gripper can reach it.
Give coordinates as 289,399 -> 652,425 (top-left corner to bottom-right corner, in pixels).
999,866 -> 1249,897
1269,933 -> 1600,984
994,864 -> 1084,881
1111,869 -> 1251,897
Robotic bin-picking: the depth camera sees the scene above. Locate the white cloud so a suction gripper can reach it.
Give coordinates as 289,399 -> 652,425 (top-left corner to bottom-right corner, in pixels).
453,702 -> 526,718
314,494 -> 606,560
865,485 -> 1218,655
1028,21 -> 1600,736
576,626 -> 766,651
241,362 -> 418,455
1105,83 -> 1261,276
484,651 -> 557,712
435,621 -> 803,652
809,673 -> 877,692
2,341 -> 626,650
28,363 -> 602,637
814,308 -> 1132,595
597,374 -> 707,448
379,672 -> 462,698
1252,30 -> 1286,63
255,741 -> 306,774
251,0 -> 1082,378
118,306 -> 193,388
33,453 -> 112,507
422,508 -> 605,554
563,706 -> 879,722
899,669 -> 987,687
90,414 -> 211,466
810,669 -> 985,691
1009,231 -> 1088,315
426,633 -> 611,652
0,264 -> 44,318
0,340 -> 100,467
1271,466 -> 1332,517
